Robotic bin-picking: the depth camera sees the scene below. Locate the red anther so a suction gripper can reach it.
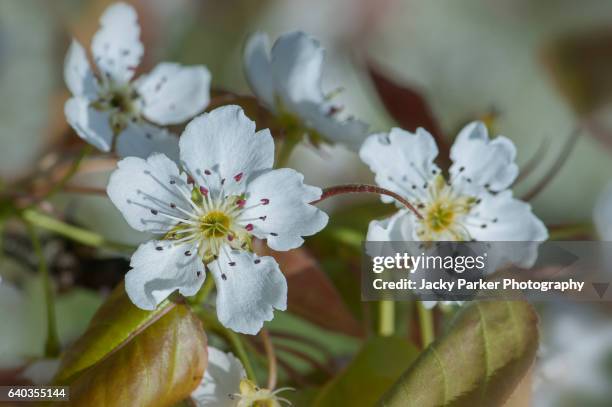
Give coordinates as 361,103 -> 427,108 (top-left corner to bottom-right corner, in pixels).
236,199 -> 246,207
234,172 -> 244,182
260,198 -> 270,205
199,186 -> 209,196
187,175 -> 194,184
245,224 -> 254,231
227,234 -> 234,241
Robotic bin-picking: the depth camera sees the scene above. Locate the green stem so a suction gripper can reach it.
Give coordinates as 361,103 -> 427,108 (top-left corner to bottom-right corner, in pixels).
40,145 -> 93,201
377,300 -> 395,336
21,209 -> 134,253
193,306 -> 258,383
275,133 -> 300,168
190,276 -> 215,305
27,224 -> 60,357
227,329 -> 257,382
417,302 -> 435,348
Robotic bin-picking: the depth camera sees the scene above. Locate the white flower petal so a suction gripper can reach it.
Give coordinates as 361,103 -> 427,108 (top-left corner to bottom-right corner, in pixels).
360,127 -> 440,204
271,31 -> 325,104
64,40 -> 97,99
91,2 -> 143,83
366,210 -> 414,242
465,190 -> 548,268
244,32 -> 275,108
191,347 -> 245,407
107,154 -> 191,233
294,100 -> 369,151
365,210 -> 415,258
179,106 -> 274,195
136,62 -> 211,125
242,168 -> 328,251
594,181 -> 612,240
65,97 -> 113,151
210,250 -> 286,335
125,240 -> 204,310
115,121 -> 179,162
449,122 -> 518,193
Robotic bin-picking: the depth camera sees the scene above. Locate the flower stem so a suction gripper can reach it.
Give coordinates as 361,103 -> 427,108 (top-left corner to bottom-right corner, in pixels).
314,184 -> 423,219
260,328 -> 277,389
377,300 -> 395,336
417,301 -> 435,348
21,209 -> 134,253
227,329 -> 257,382
193,306 -> 259,383
275,133 -> 300,168
27,224 -> 60,357
39,144 -> 93,201
190,276 -> 215,305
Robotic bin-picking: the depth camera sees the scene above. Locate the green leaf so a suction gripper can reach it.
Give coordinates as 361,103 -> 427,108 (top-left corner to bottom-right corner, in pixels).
55,282 -> 176,383
57,303 -> 206,406
53,284 -> 208,407
313,336 -> 419,407
377,301 -> 539,407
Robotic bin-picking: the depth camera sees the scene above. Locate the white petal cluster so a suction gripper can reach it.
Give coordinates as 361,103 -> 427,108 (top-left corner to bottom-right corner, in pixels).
64,2 -> 211,160
107,105 -> 328,334
244,31 -> 368,151
361,122 -> 548,306
361,122 -> 547,251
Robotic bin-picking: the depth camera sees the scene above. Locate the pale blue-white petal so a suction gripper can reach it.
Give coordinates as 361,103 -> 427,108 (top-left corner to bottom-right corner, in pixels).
137,62 -> 211,125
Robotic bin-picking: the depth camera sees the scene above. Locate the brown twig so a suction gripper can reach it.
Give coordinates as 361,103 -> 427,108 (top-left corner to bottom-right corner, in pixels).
62,185 -> 107,195
260,328 -> 277,390
514,137 -> 550,185
521,128 -> 581,201
313,184 -> 423,219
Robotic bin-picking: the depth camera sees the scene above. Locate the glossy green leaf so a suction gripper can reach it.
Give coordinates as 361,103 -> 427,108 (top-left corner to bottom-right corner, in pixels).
54,301 -> 207,407
314,336 -> 419,407
55,282 -> 177,383
378,301 -> 539,407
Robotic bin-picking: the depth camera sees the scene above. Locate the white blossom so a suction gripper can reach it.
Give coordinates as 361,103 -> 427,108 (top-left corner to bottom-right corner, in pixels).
64,2 -> 211,160
244,31 -> 368,151
191,347 -> 291,407
107,105 -> 328,334
361,122 -> 548,305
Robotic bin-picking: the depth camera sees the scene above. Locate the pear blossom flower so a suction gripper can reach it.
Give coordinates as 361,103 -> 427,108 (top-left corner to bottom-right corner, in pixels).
361,122 -> 548,305
244,31 -> 368,151
107,105 -> 328,334
191,347 -> 291,407
64,2 -> 211,160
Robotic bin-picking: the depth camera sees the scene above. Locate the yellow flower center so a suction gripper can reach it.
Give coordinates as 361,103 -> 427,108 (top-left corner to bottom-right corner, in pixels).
416,175 -> 476,241
236,379 -> 290,407
200,210 -> 231,238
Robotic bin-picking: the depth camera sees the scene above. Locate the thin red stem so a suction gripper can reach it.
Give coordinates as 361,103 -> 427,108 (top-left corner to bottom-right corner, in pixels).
313,184 -> 423,219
